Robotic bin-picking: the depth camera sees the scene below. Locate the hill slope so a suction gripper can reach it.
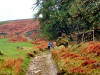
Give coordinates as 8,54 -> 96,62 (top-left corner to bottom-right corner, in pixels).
0,19 -> 40,35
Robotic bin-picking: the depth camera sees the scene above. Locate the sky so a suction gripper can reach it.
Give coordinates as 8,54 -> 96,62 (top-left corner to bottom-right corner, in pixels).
0,0 -> 38,21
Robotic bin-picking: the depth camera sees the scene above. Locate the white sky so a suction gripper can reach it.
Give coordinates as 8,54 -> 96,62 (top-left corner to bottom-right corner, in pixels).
0,0 -> 38,21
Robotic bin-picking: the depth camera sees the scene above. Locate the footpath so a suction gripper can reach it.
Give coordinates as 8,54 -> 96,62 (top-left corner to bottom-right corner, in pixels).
26,53 -> 58,75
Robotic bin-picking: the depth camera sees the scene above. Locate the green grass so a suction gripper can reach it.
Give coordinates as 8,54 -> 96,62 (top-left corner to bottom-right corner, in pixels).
0,39 -> 33,57
0,38 -> 34,75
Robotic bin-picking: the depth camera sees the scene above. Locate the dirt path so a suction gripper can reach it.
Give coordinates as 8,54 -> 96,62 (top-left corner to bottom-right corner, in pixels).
26,53 -> 58,75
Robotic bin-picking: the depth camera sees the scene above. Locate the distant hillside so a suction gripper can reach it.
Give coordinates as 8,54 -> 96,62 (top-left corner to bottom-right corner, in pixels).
0,19 -> 17,25
0,21 -> 11,25
0,19 -> 40,35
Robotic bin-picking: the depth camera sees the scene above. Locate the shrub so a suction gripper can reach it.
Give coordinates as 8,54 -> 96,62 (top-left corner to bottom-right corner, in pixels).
56,37 -> 69,47
8,35 -> 27,42
3,57 -> 24,75
14,58 -> 24,75
3,57 -> 15,68
27,52 -> 35,58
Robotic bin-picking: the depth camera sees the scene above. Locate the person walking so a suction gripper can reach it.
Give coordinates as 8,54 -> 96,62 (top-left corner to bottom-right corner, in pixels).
48,41 -> 54,50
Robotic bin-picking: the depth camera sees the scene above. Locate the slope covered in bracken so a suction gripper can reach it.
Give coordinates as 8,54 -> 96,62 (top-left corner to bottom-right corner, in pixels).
51,41 -> 100,75
0,19 -> 40,34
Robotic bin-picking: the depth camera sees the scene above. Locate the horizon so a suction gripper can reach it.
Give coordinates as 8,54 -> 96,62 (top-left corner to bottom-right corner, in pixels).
0,18 -> 34,22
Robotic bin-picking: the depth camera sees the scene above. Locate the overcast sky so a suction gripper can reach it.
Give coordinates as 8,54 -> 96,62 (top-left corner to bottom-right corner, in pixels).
0,0 -> 38,21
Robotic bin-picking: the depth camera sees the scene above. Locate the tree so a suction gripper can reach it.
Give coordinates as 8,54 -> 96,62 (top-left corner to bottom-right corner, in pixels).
33,0 -> 100,39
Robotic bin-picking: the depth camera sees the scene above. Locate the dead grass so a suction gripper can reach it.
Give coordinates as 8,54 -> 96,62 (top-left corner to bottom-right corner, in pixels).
3,57 -> 24,75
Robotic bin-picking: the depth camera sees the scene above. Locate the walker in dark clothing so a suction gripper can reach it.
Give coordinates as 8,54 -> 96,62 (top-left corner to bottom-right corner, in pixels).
48,42 -> 53,50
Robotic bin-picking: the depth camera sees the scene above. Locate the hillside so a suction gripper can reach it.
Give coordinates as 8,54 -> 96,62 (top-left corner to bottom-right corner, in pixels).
0,19 -> 40,35
51,41 -> 100,75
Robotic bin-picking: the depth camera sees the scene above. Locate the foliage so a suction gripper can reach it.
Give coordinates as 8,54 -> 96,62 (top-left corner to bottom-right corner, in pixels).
56,37 -> 69,47
33,0 -> 100,39
81,59 -> 97,66
34,40 -> 48,51
79,41 -> 100,55
51,41 -> 100,75
8,35 -> 28,42
3,57 -> 24,75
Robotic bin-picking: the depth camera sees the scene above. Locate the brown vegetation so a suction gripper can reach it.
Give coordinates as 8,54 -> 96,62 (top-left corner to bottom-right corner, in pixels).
51,41 -> 100,74
3,57 -> 24,75
8,35 -> 28,42
27,52 -> 35,58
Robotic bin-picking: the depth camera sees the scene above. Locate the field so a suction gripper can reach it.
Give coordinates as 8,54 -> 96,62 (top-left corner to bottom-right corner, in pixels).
0,38 -> 34,75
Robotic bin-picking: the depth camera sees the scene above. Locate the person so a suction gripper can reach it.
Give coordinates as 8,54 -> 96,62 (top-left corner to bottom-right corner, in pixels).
48,41 -> 54,50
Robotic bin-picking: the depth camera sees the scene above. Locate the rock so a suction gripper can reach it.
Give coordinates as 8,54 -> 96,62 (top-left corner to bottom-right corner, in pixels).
16,46 -> 24,50
0,51 -> 3,55
33,70 -> 41,73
